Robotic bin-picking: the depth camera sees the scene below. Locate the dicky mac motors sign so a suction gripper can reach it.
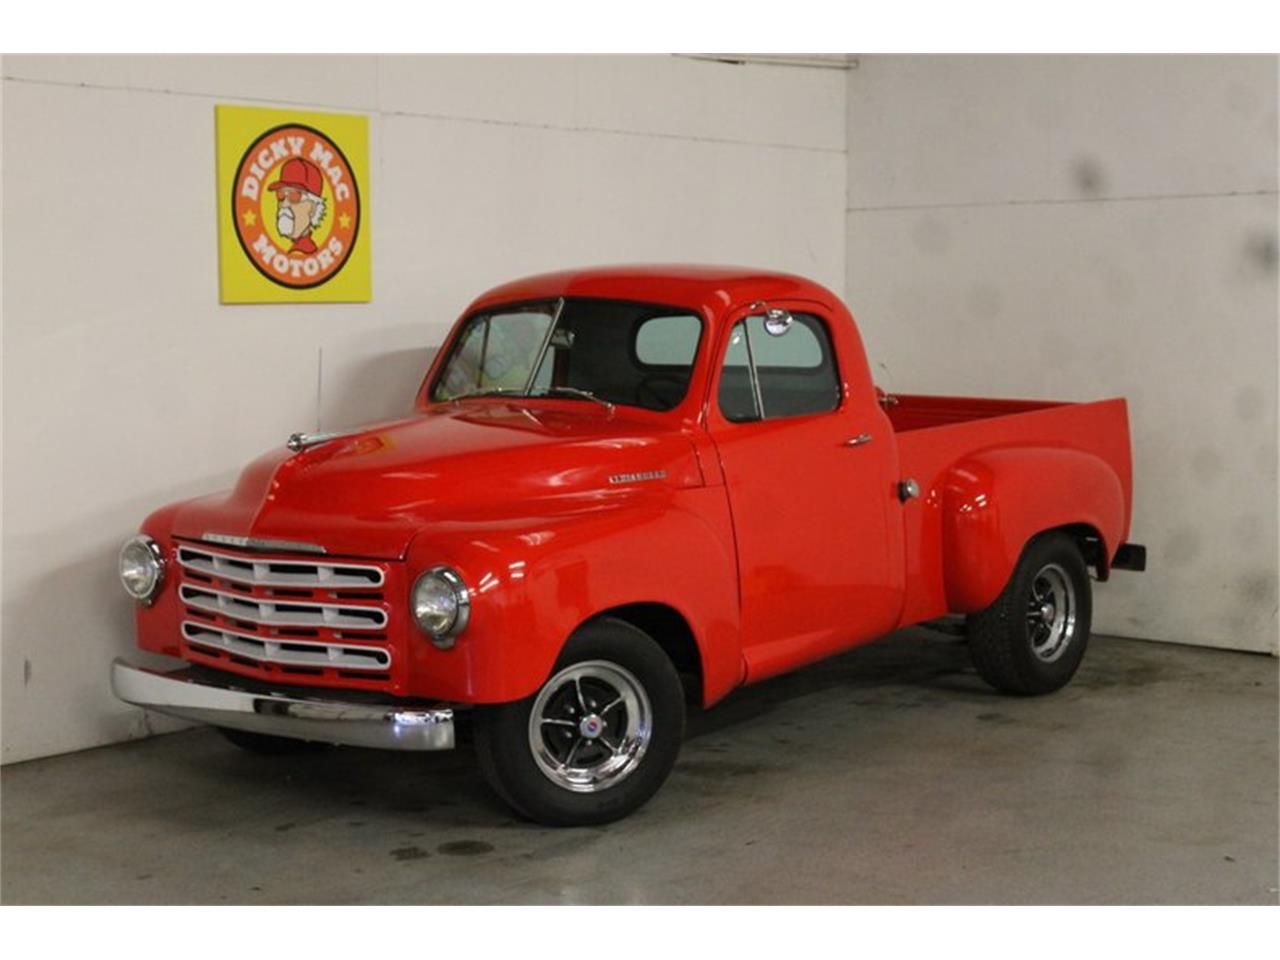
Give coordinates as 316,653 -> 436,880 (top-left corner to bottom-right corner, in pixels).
216,105 -> 371,303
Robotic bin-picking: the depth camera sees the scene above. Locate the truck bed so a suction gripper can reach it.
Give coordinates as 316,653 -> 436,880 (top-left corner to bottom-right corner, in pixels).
885,393 -> 1066,433
888,393 -> 1134,627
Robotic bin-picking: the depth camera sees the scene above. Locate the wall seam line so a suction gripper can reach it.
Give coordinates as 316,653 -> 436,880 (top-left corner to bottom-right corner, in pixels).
1,74 -> 846,156
846,189 -> 1279,213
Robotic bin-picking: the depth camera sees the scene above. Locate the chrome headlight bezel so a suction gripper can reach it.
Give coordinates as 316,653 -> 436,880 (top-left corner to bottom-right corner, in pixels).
119,535 -> 165,605
410,566 -> 471,648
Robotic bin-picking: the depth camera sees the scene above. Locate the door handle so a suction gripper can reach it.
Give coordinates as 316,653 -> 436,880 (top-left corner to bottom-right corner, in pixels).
844,433 -> 873,447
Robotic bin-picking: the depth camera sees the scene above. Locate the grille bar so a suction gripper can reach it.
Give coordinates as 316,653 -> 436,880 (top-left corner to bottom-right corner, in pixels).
179,584 -> 388,630
178,545 -> 384,589
181,621 -> 391,672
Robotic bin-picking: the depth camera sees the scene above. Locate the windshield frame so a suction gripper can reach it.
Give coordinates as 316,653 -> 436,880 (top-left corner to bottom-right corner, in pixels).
425,296 -> 708,415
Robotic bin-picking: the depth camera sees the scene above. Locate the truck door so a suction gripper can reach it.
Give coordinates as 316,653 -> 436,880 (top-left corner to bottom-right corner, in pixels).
706,300 -> 903,682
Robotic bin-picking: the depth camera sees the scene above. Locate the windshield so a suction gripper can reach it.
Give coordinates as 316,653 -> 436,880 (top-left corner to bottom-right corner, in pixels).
430,298 -> 703,412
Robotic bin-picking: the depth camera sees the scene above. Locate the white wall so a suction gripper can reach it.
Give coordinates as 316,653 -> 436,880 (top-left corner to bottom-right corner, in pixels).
846,55 -> 1279,654
5,53 -> 1273,766
0,54 -> 846,763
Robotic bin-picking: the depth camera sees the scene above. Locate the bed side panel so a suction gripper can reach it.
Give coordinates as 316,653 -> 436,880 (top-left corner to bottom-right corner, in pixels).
894,398 -> 1133,625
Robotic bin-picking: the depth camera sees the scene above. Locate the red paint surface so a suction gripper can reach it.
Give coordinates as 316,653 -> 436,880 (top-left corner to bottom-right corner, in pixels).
134,265 -> 1135,706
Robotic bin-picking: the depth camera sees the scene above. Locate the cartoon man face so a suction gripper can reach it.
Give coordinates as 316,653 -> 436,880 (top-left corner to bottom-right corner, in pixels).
267,157 -> 327,255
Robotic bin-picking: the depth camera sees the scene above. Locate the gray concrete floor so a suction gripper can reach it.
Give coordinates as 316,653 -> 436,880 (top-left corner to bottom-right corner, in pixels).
2,631 -> 1276,904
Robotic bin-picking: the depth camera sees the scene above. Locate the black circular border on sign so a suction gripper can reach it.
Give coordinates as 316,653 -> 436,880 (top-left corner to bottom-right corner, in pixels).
231,122 -> 363,291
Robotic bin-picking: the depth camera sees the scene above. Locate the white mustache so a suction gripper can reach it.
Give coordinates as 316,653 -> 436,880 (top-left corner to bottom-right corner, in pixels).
276,208 -> 295,235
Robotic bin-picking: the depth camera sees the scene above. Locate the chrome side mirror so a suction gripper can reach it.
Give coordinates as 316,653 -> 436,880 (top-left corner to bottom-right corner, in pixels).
763,308 -> 793,336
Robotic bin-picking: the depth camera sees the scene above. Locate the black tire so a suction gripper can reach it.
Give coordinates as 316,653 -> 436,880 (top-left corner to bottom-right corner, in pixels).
217,727 -> 332,755
966,531 -> 1092,695
473,618 -> 686,827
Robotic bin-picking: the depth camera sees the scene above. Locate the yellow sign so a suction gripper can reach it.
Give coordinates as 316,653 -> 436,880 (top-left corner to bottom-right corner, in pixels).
216,104 -> 371,303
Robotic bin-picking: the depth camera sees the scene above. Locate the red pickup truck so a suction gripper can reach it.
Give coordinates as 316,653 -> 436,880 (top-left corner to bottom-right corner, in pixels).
113,265 -> 1145,826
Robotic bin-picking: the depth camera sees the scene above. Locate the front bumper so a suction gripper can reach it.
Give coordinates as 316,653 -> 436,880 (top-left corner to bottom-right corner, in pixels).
111,659 -> 455,751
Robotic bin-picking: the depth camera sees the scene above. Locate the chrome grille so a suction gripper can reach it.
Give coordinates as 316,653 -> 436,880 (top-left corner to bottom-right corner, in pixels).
174,539 -> 394,687
179,584 -> 388,630
181,621 -> 391,671
178,544 -> 383,588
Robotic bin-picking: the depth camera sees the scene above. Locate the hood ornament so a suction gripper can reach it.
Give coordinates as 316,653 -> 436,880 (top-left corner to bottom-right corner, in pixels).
286,428 -> 363,453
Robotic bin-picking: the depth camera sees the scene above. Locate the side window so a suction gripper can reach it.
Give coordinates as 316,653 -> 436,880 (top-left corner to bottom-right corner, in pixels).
717,312 -> 840,422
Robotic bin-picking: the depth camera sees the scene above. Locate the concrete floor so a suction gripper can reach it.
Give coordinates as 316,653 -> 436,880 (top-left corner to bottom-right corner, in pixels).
2,630 -> 1277,904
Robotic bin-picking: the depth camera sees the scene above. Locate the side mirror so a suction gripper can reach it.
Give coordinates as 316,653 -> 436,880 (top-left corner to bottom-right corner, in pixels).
763,308 -> 793,336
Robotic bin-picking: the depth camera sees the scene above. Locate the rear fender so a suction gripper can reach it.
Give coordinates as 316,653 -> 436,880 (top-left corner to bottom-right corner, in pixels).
941,447 -> 1125,613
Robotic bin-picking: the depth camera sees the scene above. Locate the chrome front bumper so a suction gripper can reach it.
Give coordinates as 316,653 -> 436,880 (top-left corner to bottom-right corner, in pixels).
111,660 -> 455,751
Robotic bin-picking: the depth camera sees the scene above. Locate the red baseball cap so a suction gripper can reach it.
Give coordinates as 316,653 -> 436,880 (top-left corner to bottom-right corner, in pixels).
267,157 -> 324,197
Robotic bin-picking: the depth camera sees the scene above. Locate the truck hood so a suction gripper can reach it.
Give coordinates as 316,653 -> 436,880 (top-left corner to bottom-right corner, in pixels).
166,402 -> 705,559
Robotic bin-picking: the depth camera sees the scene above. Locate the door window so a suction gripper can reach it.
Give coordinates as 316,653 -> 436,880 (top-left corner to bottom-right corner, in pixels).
717,312 -> 840,422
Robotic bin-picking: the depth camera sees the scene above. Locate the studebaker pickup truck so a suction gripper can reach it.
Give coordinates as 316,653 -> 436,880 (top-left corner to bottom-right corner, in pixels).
112,265 -> 1145,826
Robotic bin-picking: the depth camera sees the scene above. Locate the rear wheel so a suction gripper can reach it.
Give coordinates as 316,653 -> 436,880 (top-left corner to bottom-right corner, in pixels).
966,531 -> 1092,695
473,618 -> 685,826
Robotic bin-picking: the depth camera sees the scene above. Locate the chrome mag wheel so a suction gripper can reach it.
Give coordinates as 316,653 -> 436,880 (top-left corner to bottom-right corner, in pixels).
1026,562 -> 1077,663
528,660 -> 653,793
967,532 -> 1092,696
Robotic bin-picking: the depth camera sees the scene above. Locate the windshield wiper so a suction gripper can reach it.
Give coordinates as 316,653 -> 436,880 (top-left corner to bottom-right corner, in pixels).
535,386 -> 615,412
449,387 -> 526,401
451,385 -> 614,412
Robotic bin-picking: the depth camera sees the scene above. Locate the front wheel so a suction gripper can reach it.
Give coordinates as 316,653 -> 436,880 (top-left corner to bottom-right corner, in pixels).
473,618 -> 686,826
966,531 -> 1093,695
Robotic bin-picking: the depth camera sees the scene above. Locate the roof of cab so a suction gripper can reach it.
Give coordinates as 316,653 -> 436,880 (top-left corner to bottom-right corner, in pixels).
465,264 -> 841,316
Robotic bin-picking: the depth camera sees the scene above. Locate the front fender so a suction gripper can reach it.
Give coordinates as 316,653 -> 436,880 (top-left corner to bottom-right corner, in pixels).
941,447 -> 1126,612
401,486 -> 742,706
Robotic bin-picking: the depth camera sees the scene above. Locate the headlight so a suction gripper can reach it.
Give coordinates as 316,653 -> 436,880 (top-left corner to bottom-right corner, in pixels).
411,566 -> 470,647
119,535 -> 165,604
